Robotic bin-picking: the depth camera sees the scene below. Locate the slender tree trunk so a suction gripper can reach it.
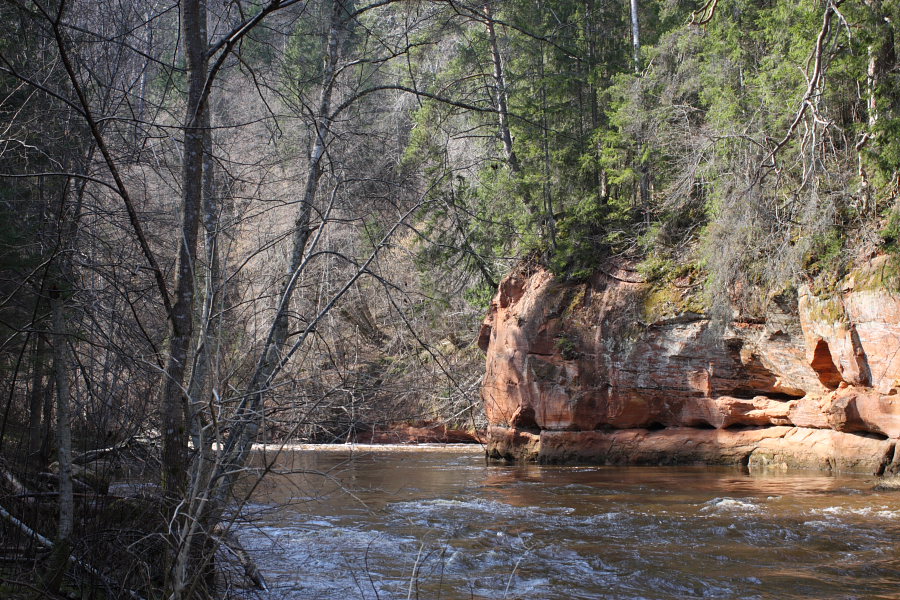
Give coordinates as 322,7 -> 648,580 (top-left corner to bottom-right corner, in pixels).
861,2 -> 897,204
539,45 -> 556,248
629,0 -> 641,73
177,119 -> 221,599
27,333 -> 46,461
40,375 -> 55,464
482,2 -> 541,220
865,0 -> 895,130
639,157 -> 650,207
136,4 -> 154,140
161,0 -> 209,498
187,108 -> 220,453
161,1 -> 209,597
583,0 -> 606,203
51,295 -> 73,542
867,47 -> 879,130
628,0 -> 650,206
44,291 -> 74,595
483,2 -> 519,174
214,0 -> 352,501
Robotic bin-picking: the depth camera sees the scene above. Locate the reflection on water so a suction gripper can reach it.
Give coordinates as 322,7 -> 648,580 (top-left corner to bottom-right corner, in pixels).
238,446 -> 900,599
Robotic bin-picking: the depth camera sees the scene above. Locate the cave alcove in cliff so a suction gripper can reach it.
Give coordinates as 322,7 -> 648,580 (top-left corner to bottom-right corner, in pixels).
811,339 -> 843,389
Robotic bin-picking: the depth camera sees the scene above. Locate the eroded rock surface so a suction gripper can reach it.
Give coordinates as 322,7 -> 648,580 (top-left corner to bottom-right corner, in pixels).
480,257 -> 900,474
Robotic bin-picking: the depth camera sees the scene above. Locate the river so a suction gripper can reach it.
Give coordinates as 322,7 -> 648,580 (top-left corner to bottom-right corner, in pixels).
238,445 -> 900,599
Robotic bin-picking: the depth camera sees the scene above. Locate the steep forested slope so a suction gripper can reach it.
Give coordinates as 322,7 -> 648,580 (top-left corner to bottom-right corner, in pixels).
409,0 -> 900,311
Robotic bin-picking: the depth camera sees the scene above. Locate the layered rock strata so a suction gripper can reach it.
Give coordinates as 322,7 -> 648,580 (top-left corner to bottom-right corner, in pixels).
479,257 -> 900,474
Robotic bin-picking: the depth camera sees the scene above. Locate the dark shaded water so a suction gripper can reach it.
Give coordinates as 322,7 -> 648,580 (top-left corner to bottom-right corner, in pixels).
239,445 -> 900,599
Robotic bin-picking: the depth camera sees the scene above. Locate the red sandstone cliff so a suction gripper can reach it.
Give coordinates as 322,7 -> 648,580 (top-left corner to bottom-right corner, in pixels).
479,256 -> 900,474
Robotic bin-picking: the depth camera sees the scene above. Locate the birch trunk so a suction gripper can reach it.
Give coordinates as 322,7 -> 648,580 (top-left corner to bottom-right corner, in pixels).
214,0 -> 352,501
629,0 -> 641,73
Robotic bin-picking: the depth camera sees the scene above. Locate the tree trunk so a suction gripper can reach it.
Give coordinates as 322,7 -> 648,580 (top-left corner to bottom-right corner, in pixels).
214,0 -> 352,501
44,291 -> 74,595
161,0 -> 209,499
629,0 -> 641,73
583,0 -> 606,204
628,0 -> 650,206
161,1 -> 209,597
27,333 -> 46,461
187,107 -> 220,453
483,2 -> 519,174
539,45 -> 556,248
865,0 -> 895,130
40,374 -> 55,464
858,0 -> 897,205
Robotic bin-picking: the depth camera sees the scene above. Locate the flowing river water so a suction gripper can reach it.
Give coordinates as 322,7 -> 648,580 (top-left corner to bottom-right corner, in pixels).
238,445 -> 900,599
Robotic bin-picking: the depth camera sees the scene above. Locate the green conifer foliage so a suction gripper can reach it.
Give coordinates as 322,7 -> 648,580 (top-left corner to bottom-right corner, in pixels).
408,0 -> 899,301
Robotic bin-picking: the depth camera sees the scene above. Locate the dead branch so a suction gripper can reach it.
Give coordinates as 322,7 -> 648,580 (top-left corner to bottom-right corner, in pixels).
762,0 -> 843,170
690,0 -> 720,26
213,523 -> 268,590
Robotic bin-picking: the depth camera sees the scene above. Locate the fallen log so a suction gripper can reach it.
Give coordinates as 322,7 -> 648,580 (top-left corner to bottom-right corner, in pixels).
73,438 -> 138,465
0,501 -> 146,600
37,471 -> 95,494
0,463 -> 34,504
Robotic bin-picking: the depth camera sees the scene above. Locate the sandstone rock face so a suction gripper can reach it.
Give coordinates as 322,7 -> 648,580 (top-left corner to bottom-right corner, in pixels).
480,257 -> 900,474
798,260 -> 900,394
536,427 -> 895,474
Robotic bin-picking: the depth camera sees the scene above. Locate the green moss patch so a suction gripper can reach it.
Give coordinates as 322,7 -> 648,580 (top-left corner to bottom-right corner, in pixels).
850,256 -> 900,293
639,259 -> 707,322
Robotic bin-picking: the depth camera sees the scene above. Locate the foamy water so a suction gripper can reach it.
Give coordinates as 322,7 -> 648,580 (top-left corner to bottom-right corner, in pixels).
236,447 -> 900,599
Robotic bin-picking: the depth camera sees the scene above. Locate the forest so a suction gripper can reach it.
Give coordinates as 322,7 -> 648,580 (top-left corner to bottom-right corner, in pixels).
0,0 -> 898,597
